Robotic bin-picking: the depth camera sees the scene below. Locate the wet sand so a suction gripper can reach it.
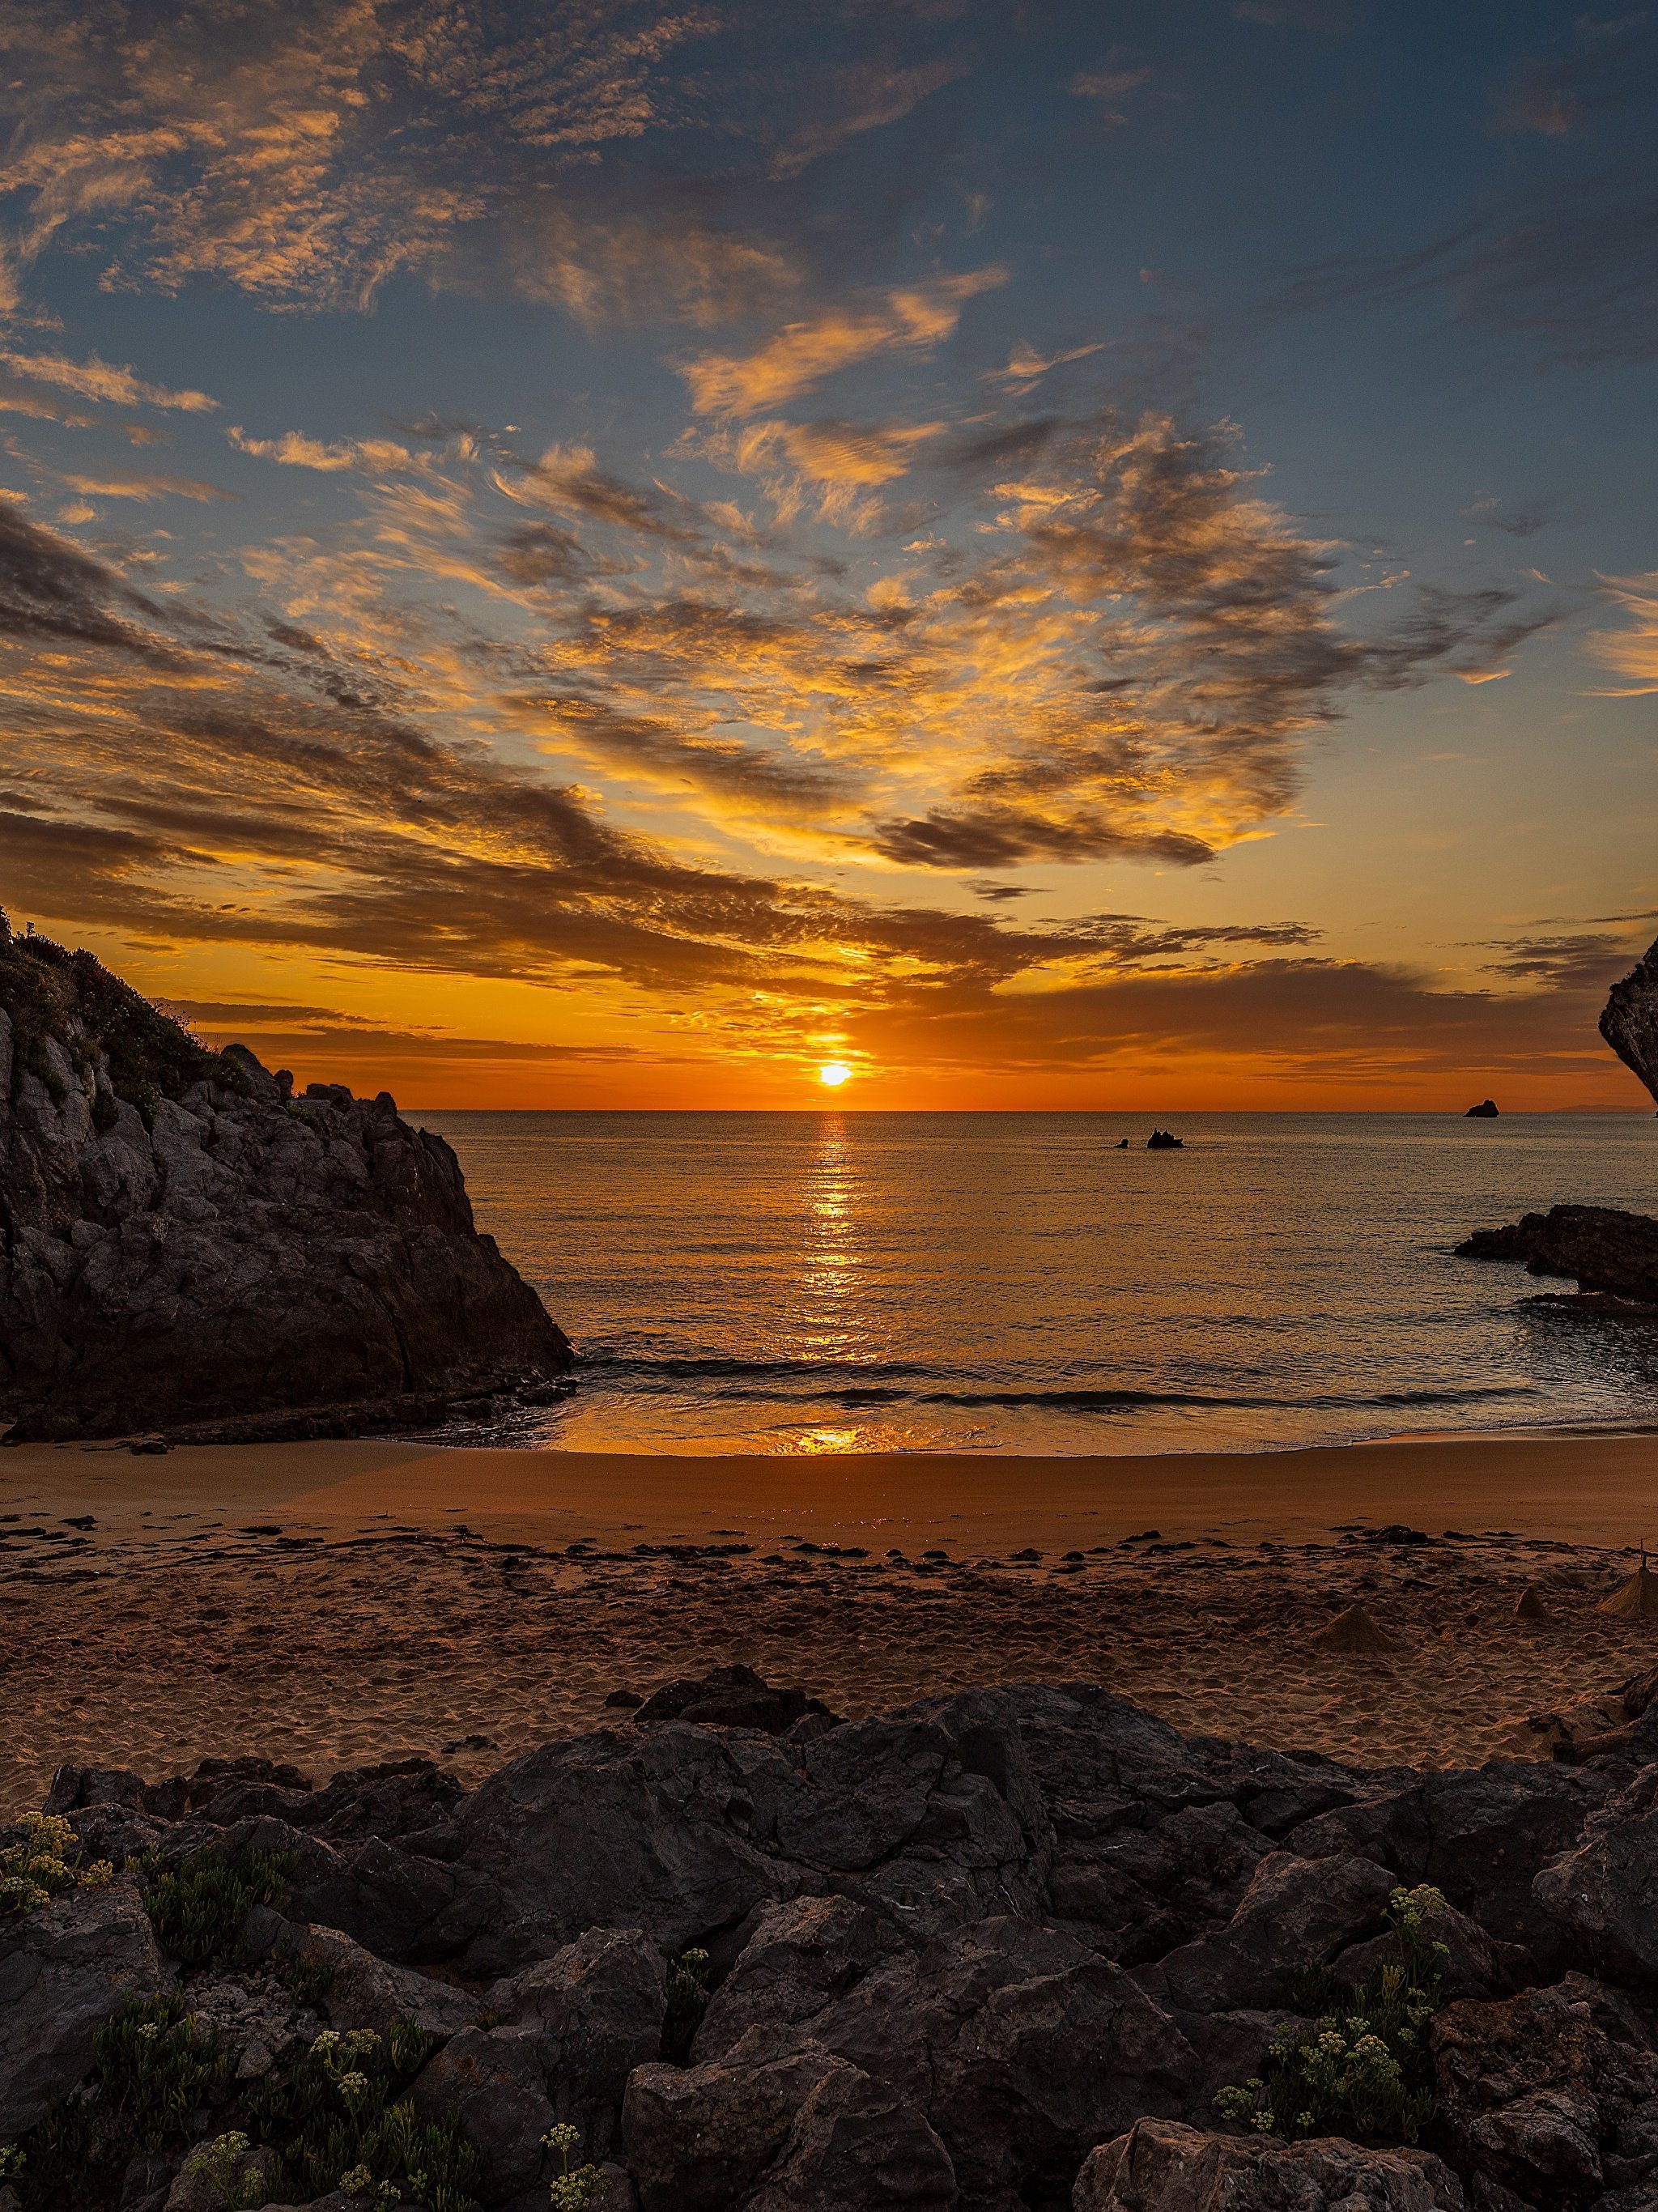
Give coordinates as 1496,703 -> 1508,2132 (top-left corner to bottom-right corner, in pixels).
4,1428 -> 1658,1815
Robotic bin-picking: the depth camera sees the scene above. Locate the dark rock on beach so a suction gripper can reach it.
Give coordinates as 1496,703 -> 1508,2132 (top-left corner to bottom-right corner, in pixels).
0,921 -> 571,1440
11,1673 -> 1658,2209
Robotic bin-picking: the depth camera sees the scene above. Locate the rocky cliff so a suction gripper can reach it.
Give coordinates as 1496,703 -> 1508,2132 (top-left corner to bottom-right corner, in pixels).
1601,933 -> 1658,1108
6,1670 -> 1658,2210
1457,936 -> 1658,1302
0,920 -> 571,1441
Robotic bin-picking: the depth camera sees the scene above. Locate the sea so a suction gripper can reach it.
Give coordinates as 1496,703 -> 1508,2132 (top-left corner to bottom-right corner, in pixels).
418,1111 -> 1658,1457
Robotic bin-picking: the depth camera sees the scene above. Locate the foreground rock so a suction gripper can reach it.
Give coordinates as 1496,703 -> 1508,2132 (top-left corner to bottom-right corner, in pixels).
1075,2117 -> 1465,2208
1455,1206 -> 1658,1307
8,1672 -> 1658,2210
0,919 -> 571,1440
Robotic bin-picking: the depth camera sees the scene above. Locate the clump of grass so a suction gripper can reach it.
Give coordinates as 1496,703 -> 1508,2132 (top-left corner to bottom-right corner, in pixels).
138,1847 -> 295,1970
0,1813 -> 113,1917
246,2022 -> 482,2212
661,1946 -> 711,2065
1214,1884 -> 1449,2147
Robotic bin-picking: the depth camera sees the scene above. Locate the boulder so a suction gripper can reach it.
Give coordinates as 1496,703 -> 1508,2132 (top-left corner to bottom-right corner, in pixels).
693,1893 -> 907,2061
788,1913 -> 1197,2205
1279,1762 -> 1609,1965
1533,1769 -> 1658,1976
0,1878 -> 172,2136
1135,1851 -> 1397,2015
483,1925 -> 666,2154
1465,1100 -> 1500,1117
279,1921 -> 477,2040
0,925 -> 570,1440
631,1665 -> 842,1734
623,2035 -> 954,2212
1431,1976 -> 1658,2204
1073,2116 -> 1465,2209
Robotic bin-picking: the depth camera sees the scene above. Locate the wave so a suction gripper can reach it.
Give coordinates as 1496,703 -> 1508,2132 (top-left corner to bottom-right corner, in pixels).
570,1350 -> 1539,1415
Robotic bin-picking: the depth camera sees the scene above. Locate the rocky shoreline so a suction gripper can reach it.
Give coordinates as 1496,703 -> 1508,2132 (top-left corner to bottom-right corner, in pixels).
6,1669 -> 1658,2210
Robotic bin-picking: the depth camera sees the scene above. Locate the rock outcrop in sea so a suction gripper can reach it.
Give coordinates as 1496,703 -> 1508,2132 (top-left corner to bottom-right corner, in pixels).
0,918 -> 571,1441
1601,934 -> 1658,1108
1458,932 -> 1658,1303
1456,1204 -> 1658,1304
5,1671 -> 1658,2210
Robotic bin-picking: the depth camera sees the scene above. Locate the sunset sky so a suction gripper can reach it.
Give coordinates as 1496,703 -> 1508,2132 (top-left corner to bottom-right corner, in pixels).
2,0 -> 1655,1109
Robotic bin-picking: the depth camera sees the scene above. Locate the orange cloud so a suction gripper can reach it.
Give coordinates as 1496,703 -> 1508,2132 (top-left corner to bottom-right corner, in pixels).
680,268 -> 1010,416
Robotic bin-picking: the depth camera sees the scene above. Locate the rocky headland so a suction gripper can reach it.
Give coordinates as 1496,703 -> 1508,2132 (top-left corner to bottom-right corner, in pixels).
1458,934 -> 1658,1306
0,920 -> 571,1442
6,1669 -> 1658,2212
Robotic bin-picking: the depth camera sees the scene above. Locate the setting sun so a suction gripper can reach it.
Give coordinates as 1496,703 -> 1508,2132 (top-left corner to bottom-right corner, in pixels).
817,1062 -> 852,1087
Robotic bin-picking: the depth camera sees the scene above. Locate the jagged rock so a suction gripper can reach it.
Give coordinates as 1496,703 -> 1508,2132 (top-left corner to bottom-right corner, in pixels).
0,1877 -> 172,2135
1074,2116 -> 1466,2208
1533,1767 -> 1658,1976
274,1920 -> 477,2040
1456,1205 -> 1658,1305
1465,1099 -> 1500,1117
0,923 -> 571,1440
1333,1895 -> 1520,2004
482,1925 -> 666,2155
1601,934 -> 1658,1107
1135,1850 -> 1397,2016
1279,1761 -> 1611,1963
692,1893 -> 906,2062
746,1914 -> 1197,2205
407,1929 -> 665,2193
1431,1976 -> 1658,2205
623,2034 -> 955,2212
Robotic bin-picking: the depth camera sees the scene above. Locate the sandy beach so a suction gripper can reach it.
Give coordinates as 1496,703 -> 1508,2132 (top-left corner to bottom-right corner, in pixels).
5,1425 -> 1658,1816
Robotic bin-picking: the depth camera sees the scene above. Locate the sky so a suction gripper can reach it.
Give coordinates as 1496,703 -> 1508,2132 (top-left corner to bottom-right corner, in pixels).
0,0 -> 1655,1110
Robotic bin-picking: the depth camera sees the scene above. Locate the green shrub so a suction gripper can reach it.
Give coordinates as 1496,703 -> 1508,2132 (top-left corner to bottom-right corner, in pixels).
181,2131 -> 269,2211
0,1813 -> 114,1917
661,1946 -> 711,2065
1214,1884 -> 1449,2146
138,1847 -> 295,1969
246,2021 -> 481,2212
93,1993 -> 230,2158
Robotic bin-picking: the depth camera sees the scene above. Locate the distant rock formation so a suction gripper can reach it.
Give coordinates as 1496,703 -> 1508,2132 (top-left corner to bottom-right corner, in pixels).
0,919 -> 572,1440
1601,933 -> 1658,1107
1146,1129 -> 1184,1150
1464,1099 -> 1499,1117
1456,1204 -> 1658,1304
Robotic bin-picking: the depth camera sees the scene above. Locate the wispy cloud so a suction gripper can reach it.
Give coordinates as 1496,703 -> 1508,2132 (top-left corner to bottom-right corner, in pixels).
0,351 -> 217,414
680,268 -> 1009,416
228,427 -> 423,474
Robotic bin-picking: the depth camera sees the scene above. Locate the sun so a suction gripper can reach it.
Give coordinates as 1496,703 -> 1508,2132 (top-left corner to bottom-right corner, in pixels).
817,1061 -> 852,1087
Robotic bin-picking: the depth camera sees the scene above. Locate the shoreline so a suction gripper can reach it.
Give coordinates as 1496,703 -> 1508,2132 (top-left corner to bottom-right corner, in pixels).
7,1421 -> 1658,1551
6,1423 -> 1658,1818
